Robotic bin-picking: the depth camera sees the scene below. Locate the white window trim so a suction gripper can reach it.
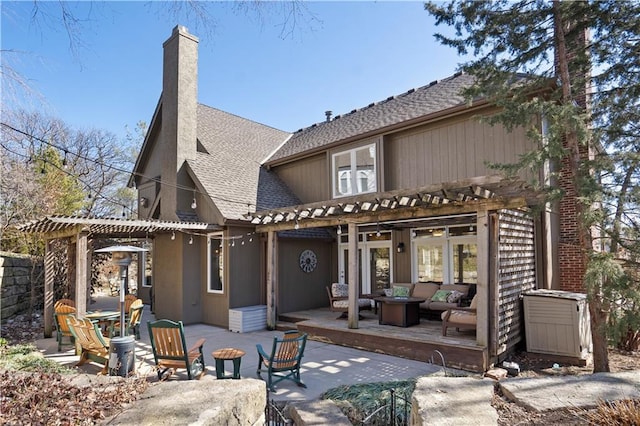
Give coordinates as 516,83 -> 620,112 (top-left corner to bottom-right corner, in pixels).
207,232 -> 224,294
411,227 -> 478,283
331,143 -> 377,198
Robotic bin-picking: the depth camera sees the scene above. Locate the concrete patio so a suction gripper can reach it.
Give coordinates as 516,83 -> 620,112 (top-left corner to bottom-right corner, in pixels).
39,293 -> 445,402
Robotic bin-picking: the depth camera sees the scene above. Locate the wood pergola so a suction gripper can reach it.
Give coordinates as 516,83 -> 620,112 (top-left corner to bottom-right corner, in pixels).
17,216 -> 215,337
249,175 -> 544,348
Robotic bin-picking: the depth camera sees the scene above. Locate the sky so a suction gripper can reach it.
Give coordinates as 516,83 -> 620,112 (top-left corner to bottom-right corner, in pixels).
2,1 -> 465,145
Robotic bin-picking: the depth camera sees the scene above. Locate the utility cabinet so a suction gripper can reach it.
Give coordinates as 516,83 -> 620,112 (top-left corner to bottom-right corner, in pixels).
523,290 -> 592,359
228,305 -> 267,333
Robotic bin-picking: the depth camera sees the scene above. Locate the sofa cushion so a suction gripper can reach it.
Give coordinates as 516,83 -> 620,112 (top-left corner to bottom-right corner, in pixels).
441,309 -> 476,325
333,299 -> 372,309
412,283 -> 440,300
331,283 -> 349,298
429,301 -> 459,311
441,284 -> 470,296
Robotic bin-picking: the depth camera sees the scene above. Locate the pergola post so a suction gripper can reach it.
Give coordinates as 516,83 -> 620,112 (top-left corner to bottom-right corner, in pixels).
266,230 -> 278,329
74,232 -> 88,318
476,207 -> 490,347
347,222 -> 359,329
43,239 -> 55,338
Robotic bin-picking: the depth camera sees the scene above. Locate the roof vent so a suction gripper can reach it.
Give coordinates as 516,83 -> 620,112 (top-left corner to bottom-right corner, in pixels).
325,110 -> 332,122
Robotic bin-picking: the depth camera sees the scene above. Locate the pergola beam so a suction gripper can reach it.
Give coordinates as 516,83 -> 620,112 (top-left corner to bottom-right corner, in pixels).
256,197 -> 528,233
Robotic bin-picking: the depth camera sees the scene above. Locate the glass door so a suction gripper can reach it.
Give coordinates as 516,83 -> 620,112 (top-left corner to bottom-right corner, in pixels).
367,245 -> 391,294
415,242 -> 445,282
338,232 -> 393,294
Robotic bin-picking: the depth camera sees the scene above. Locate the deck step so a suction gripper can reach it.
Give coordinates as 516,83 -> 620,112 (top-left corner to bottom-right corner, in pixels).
275,321 -> 298,331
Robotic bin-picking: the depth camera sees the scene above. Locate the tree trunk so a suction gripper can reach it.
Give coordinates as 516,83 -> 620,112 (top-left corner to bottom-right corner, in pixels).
553,1 -> 609,372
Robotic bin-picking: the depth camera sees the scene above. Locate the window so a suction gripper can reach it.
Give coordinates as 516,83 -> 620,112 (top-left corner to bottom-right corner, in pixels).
207,234 -> 224,293
332,143 -> 377,198
412,225 -> 477,284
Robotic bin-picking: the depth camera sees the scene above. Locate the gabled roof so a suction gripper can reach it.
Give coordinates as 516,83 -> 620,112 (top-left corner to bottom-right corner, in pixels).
188,104 -> 297,221
266,72 -> 476,164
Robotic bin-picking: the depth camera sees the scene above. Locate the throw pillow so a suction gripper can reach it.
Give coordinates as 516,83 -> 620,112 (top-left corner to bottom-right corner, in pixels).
431,289 -> 452,302
331,283 -> 349,298
446,290 -> 464,304
392,286 -> 410,297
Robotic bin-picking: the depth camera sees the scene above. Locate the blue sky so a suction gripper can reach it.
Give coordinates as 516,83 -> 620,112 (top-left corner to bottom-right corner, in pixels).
2,1 -> 464,144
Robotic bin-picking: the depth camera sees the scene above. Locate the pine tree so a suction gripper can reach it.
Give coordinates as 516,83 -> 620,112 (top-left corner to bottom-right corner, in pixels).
425,0 -> 640,372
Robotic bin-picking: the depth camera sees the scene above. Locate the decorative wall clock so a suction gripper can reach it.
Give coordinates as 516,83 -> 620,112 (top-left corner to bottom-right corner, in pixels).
299,249 -> 317,273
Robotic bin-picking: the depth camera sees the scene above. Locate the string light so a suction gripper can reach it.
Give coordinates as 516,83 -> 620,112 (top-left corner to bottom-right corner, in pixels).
188,235 -> 193,245
376,221 -> 381,237
171,231 -> 176,240
191,189 -> 197,209
337,225 -> 342,235
294,219 -> 299,230
2,122 -> 258,213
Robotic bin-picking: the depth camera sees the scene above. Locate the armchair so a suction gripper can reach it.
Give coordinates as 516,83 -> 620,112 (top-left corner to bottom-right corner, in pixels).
256,331 -> 307,391
54,303 -> 76,351
109,299 -> 143,339
326,283 -> 373,319
441,294 -> 478,336
147,319 -> 206,380
67,317 -> 110,374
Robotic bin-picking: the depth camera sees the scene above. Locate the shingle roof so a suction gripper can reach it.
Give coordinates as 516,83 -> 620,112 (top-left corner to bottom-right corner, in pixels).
266,72 -> 475,163
188,104 -> 297,221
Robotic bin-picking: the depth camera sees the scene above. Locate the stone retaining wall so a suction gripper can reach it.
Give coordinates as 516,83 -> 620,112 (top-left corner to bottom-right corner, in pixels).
0,252 -> 43,322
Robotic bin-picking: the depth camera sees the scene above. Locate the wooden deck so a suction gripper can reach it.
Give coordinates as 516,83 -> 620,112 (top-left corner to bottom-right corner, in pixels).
278,308 -> 488,373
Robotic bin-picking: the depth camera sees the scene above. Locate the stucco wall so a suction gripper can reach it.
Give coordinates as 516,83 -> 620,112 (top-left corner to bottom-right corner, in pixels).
1,252 -> 43,322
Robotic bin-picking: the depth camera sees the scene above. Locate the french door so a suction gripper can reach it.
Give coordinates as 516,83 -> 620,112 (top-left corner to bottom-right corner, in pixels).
339,234 -> 392,294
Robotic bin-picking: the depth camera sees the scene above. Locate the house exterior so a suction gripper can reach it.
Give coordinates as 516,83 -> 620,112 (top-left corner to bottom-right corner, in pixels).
131,26 -> 582,369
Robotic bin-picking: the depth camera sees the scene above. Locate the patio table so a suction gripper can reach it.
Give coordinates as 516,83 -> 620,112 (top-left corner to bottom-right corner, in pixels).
85,311 -> 119,333
373,297 -> 426,327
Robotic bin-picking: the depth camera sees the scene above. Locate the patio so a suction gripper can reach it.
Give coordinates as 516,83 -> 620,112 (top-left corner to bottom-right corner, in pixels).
37,293 -> 450,402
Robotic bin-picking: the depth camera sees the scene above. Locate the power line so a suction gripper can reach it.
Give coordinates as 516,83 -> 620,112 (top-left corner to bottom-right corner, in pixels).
1,121 -> 258,209
1,142 -> 135,217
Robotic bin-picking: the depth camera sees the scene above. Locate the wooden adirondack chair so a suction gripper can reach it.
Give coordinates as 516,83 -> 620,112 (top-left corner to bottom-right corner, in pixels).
54,298 -> 75,309
54,304 -> 77,351
109,299 -> 144,339
256,331 -> 308,391
120,294 -> 138,317
67,317 -> 110,374
147,319 -> 206,380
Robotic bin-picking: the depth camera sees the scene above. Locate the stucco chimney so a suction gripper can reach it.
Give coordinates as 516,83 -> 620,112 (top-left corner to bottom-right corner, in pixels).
160,25 -> 198,220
